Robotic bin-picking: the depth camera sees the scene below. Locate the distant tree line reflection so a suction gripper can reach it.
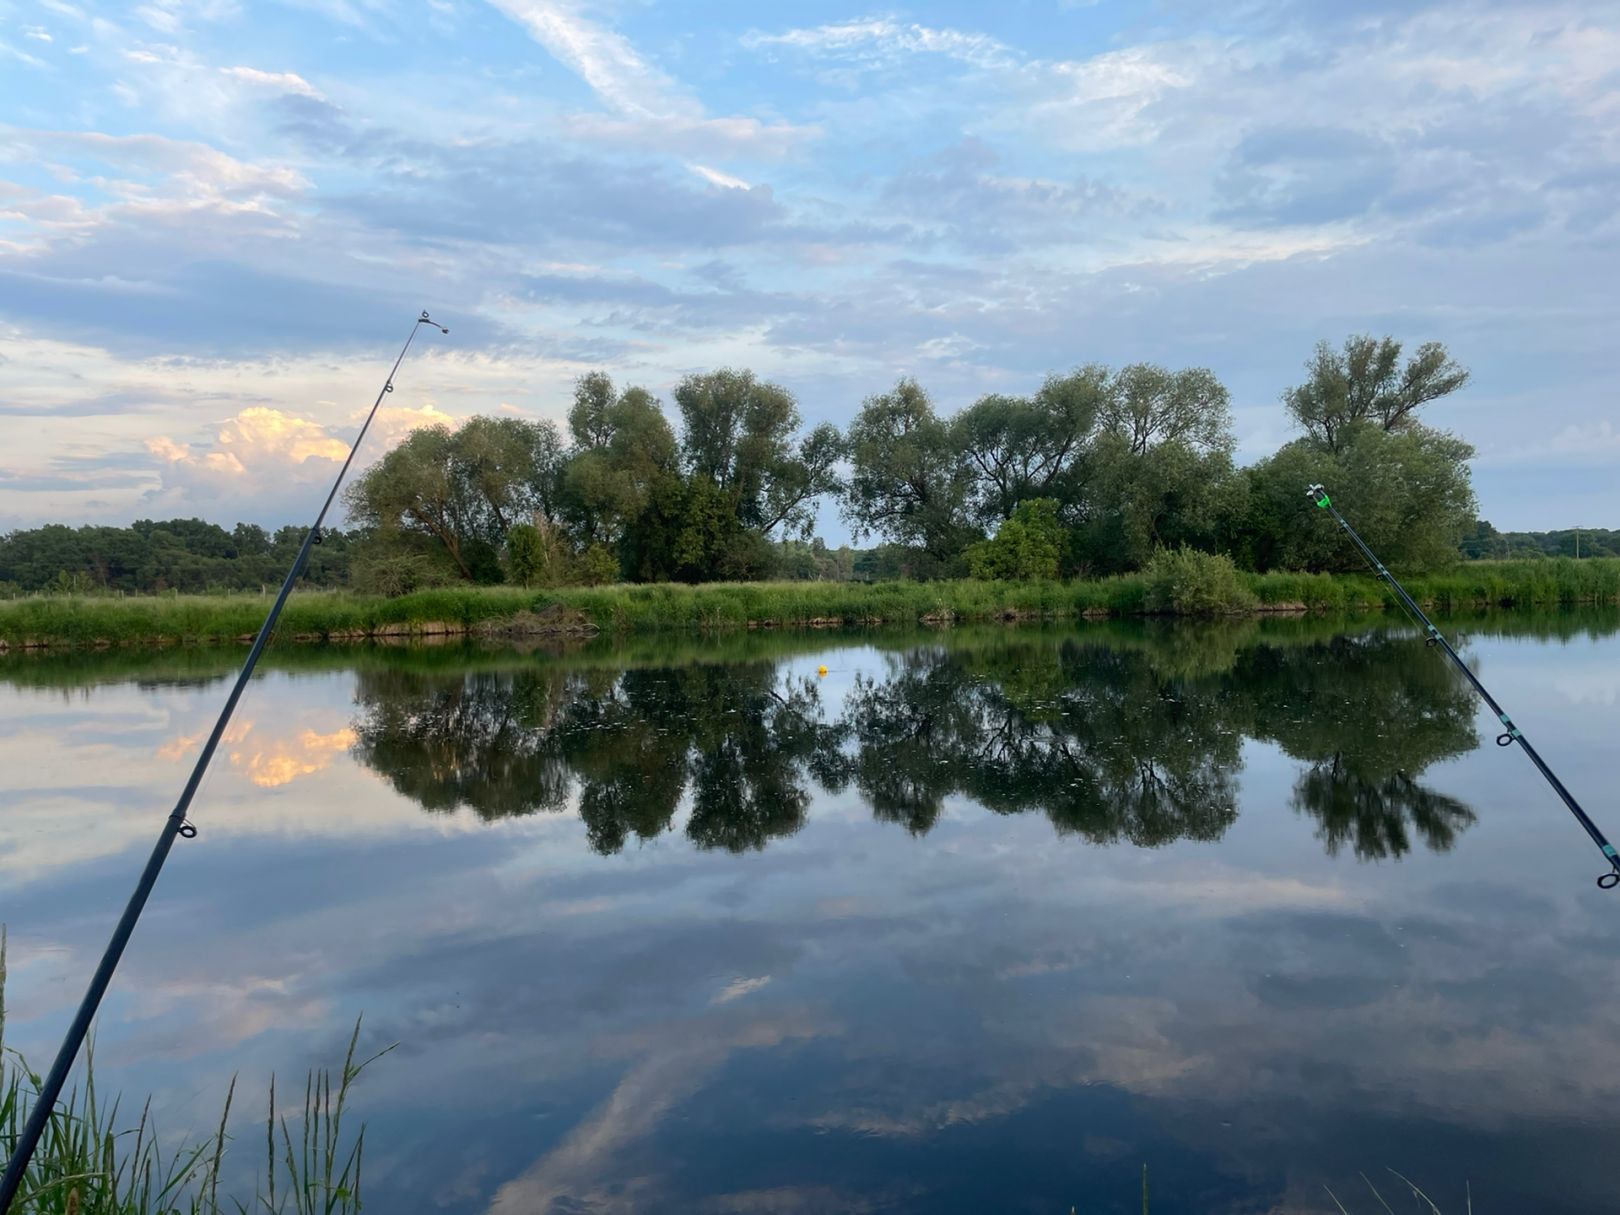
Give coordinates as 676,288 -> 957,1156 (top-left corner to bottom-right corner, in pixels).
348,629 -> 1478,861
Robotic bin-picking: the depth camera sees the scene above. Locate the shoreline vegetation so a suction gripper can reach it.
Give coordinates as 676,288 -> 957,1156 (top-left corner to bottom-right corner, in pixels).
0,933 -> 382,1214
2,557 -> 1617,652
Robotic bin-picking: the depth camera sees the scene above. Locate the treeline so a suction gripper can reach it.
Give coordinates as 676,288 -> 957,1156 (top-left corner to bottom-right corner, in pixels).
2,334 -> 1585,598
1461,522 -> 1620,560
343,333 -> 1479,591
0,519 -> 353,595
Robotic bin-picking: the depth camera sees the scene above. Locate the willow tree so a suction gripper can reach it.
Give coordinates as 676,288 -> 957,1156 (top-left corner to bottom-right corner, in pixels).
842,377 -> 976,568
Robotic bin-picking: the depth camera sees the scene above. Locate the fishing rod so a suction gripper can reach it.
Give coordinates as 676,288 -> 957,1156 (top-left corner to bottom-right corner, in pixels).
1306,482 -> 1620,891
0,311 -> 449,1213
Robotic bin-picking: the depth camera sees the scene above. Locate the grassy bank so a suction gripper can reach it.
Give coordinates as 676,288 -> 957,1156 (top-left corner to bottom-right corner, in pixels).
1,558 -> 1617,651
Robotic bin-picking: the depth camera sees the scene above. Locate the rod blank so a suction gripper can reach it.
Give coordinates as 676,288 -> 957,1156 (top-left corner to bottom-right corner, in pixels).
0,312 -> 447,1213
1306,483 -> 1620,891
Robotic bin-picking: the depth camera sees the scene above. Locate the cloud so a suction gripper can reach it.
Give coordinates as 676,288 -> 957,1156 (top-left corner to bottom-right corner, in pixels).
743,18 -> 1015,72
486,0 -> 815,157
689,163 -> 750,190
1215,126 -> 1397,226
229,725 -> 358,788
137,402 -> 454,521
880,138 -> 1153,252
711,975 -> 771,1004
219,65 -> 322,99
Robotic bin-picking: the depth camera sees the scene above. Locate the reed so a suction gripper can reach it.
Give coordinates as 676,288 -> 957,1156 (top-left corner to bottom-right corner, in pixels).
1,932 -> 386,1215
2,559 -> 1616,651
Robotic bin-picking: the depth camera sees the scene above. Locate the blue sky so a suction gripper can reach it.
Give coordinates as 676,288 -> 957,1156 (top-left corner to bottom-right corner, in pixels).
1,0 -> 1617,534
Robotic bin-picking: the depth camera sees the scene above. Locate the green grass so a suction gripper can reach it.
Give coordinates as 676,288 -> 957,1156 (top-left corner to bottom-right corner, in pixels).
2,559 -> 1617,650
1,931 -> 387,1214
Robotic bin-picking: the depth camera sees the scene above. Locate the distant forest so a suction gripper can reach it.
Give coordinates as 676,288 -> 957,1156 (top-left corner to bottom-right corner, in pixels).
1459,522 -> 1620,561
0,515 -> 1609,597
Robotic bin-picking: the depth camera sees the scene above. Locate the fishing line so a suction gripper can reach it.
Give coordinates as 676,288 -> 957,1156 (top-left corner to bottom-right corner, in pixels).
1306,483 -> 1620,891
0,311 -> 449,1212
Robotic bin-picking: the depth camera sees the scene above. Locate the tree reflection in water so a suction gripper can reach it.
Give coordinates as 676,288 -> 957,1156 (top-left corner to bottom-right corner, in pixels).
349,626 -> 1481,863
1240,633 -> 1477,858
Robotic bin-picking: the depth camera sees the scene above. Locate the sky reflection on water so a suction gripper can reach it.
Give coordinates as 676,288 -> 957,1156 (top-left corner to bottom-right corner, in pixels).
2,617 -> 1618,1214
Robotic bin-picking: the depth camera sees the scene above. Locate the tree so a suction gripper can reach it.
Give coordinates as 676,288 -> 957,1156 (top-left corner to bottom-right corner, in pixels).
345,415 -> 565,582
953,366 -> 1106,528
966,499 -> 1065,581
843,378 -> 976,568
453,415 -> 565,536
561,378 -> 678,553
1101,364 -> 1233,458
1241,337 -> 1475,572
673,369 -> 843,537
1073,363 -> 1240,573
1284,335 -> 1469,454
1242,424 -> 1477,572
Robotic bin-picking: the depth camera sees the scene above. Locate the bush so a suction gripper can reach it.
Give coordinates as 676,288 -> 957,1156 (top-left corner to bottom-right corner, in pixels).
1144,547 -> 1257,615
349,550 -> 456,598
572,543 -> 620,587
966,499 -> 1064,581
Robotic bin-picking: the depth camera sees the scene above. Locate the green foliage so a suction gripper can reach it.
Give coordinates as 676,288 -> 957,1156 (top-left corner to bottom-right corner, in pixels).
966,499 -> 1065,581
1101,363 -> 1234,458
953,367 -> 1105,526
0,521 -> 351,595
1242,424 -> 1476,572
344,415 -> 564,583
843,378 -> 977,565
505,523 -> 543,587
348,545 -> 457,597
1,936 -> 386,1214
773,538 -> 856,581
560,375 -> 678,547
1144,547 -> 1257,615
672,368 -> 841,538
1462,521 -> 1620,560
572,543 -> 620,587
1285,334 -> 1469,453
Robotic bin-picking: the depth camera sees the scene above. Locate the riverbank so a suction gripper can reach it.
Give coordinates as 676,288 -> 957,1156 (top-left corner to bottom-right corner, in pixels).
1,559 -> 1616,650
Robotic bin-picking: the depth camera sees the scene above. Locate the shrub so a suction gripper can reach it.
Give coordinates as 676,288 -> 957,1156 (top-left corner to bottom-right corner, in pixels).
966,499 -> 1064,581
572,543 -> 621,587
349,550 -> 456,598
1144,547 -> 1257,615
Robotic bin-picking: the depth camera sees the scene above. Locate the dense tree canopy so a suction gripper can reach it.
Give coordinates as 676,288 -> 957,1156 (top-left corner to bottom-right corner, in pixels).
843,378 -> 976,567
953,366 -> 1106,527
3,333 -> 1511,598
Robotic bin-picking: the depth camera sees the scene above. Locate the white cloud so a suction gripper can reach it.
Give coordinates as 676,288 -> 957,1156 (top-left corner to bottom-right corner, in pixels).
711,975 -> 771,1004
219,65 -> 323,99
486,0 -> 816,157
0,39 -> 48,68
486,0 -> 695,121
743,18 -> 1014,71
689,163 -> 750,190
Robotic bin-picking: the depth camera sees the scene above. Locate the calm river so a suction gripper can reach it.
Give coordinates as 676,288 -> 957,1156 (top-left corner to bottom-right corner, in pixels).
3,615 -> 1618,1213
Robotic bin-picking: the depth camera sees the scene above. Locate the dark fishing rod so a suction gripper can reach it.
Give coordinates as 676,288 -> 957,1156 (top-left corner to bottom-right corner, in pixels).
0,311 -> 449,1213
1306,482 -> 1620,891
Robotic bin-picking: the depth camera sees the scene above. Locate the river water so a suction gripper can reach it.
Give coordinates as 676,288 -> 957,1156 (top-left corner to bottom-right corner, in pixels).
3,615 -> 1618,1213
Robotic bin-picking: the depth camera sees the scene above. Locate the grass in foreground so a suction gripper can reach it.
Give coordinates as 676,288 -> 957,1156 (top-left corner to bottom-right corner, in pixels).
1,932 -> 387,1215
1,558 -> 1617,651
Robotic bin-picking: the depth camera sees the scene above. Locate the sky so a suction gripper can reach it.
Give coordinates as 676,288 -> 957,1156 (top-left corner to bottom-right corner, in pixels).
0,0 -> 1617,536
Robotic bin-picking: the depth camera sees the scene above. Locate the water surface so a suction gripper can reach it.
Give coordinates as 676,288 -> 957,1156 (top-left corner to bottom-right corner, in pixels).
3,615 -> 1618,1213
